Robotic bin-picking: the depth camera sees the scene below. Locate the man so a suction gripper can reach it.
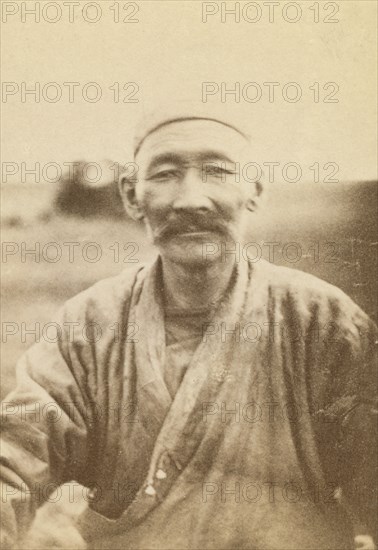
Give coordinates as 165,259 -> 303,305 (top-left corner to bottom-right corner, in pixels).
1,108 -> 377,550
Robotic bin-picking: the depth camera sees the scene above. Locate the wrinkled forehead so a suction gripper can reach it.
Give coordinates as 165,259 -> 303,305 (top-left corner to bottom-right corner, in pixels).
135,119 -> 251,170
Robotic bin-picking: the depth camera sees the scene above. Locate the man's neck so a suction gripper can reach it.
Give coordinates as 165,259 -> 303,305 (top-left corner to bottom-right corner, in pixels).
161,256 -> 236,311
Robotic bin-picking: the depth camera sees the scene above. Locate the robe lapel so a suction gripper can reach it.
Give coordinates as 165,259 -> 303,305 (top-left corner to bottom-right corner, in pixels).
111,256 -> 253,531
131,257 -> 172,437
146,255 -> 251,470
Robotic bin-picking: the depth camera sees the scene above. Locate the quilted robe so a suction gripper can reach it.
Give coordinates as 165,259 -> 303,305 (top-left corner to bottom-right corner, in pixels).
1,256 -> 377,549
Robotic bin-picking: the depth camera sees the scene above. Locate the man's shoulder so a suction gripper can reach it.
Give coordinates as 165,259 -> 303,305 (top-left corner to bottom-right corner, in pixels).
59,263 -> 148,322
260,260 -> 346,296
255,260 -> 370,325
258,260 -> 344,299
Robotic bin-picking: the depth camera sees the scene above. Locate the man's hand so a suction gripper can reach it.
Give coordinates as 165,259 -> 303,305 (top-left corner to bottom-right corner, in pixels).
22,483 -> 87,549
24,519 -> 87,549
355,535 -> 376,550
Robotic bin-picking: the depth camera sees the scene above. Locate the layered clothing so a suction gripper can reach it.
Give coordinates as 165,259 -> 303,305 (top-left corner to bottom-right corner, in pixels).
1,257 -> 377,549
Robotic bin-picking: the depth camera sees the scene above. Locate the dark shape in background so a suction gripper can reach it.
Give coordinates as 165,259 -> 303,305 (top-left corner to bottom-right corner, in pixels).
54,160 -> 125,218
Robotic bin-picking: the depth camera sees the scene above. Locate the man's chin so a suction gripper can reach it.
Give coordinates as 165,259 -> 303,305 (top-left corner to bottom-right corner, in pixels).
158,239 -> 223,266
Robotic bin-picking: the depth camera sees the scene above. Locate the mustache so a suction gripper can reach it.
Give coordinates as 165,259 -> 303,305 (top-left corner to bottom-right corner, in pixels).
154,213 -> 228,241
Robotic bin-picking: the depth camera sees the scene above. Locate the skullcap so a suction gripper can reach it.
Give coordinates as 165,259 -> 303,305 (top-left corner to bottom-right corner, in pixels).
133,101 -> 251,156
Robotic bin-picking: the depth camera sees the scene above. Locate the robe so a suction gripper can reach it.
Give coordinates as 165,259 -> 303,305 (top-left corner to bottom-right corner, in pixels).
1,256 -> 377,549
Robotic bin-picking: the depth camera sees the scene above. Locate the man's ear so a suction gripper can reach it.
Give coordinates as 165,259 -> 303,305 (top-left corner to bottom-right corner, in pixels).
119,173 -> 144,221
246,180 -> 266,212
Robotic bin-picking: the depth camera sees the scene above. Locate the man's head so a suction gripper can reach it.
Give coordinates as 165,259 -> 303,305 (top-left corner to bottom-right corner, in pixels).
120,115 -> 264,266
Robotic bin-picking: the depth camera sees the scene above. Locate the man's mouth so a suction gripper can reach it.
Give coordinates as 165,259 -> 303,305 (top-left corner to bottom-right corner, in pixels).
155,218 -> 226,242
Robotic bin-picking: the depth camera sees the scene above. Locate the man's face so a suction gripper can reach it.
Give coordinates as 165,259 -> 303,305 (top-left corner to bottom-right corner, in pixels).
133,119 -> 254,266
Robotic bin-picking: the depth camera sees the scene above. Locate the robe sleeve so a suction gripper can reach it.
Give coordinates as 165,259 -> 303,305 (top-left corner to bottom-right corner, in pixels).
315,293 -> 378,542
0,304 -> 94,549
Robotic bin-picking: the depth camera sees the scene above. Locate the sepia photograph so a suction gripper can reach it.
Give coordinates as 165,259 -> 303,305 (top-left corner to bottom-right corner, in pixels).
1,1 -> 377,549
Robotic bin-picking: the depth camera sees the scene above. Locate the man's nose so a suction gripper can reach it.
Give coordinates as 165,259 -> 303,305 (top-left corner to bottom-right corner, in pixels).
172,168 -> 212,213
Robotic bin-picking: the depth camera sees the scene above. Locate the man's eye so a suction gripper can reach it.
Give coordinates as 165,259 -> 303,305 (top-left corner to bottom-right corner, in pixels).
204,166 -> 235,176
149,170 -> 179,180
